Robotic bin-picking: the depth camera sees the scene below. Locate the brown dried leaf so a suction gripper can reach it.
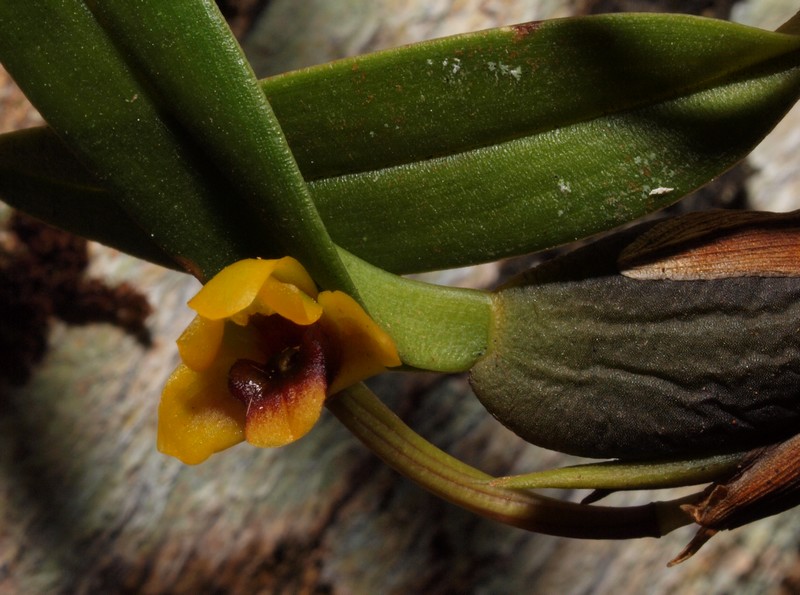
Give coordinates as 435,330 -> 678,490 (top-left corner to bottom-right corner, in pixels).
620,210 -> 800,279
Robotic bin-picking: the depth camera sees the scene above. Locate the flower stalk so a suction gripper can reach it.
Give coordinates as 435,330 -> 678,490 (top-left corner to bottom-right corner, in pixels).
491,452 -> 747,491
328,383 -> 696,540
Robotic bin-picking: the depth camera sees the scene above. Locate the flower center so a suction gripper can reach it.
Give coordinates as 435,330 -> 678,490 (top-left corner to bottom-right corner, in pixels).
227,323 -> 328,411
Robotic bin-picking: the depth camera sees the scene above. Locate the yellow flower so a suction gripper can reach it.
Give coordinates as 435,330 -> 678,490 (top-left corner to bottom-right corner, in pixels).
157,257 -> 401,464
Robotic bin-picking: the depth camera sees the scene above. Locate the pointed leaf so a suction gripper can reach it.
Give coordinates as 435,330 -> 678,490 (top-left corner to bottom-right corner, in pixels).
0,0 -> 262,279
85,0 -> 355,293
3,14 -> 800,274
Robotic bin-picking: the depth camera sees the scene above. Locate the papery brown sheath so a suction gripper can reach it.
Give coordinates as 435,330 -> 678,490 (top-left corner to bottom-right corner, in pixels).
669,432 -> 800,565
619,210 -> 800,280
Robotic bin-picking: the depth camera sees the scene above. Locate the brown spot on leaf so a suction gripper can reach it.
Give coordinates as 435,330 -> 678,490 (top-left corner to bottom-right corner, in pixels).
512,21 -> 542,41
174,255 -> 205,281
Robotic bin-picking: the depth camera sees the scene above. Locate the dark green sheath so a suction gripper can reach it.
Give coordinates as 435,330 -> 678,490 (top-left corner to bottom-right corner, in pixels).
471,240 -> 800,460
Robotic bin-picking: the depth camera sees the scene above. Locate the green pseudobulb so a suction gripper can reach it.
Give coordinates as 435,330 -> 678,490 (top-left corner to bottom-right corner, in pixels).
470,212 -> 800,460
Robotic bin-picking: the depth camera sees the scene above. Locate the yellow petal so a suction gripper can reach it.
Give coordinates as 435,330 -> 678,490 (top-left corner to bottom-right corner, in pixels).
318,291 -> 401,394
176,315 -> 225,372
255,276 -> 323,326
157,363 -> 246,465
219,316 -> 271,363
188,257 -> 322,327
272,256 -> 319,299
188,259 -> 278,320
244,376 -> 327,448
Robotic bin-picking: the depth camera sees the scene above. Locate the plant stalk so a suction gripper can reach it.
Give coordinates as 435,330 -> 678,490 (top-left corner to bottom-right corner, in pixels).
328,383 -> 696,539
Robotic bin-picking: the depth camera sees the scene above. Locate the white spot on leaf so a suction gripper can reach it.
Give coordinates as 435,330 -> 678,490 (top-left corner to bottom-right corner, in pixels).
649,187 -> 675,196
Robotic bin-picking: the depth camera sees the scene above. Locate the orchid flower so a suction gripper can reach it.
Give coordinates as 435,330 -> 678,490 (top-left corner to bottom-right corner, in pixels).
157,257 -> 400,464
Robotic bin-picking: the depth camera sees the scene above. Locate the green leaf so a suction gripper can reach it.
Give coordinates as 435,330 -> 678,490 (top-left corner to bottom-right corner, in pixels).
3,14 -> 800,275
0,128 -> 177,269
267,13 -> 800,272
0,0 -> 260,279
0,130 -> 490,372
267,14 -> 800,179
0,128 -> 493,372
84,0 -> 355,294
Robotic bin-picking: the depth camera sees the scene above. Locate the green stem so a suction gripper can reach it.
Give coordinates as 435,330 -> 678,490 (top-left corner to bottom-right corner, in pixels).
327,383 -> 695,539
492,452 -> 746,491
339,249 -> 491,372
